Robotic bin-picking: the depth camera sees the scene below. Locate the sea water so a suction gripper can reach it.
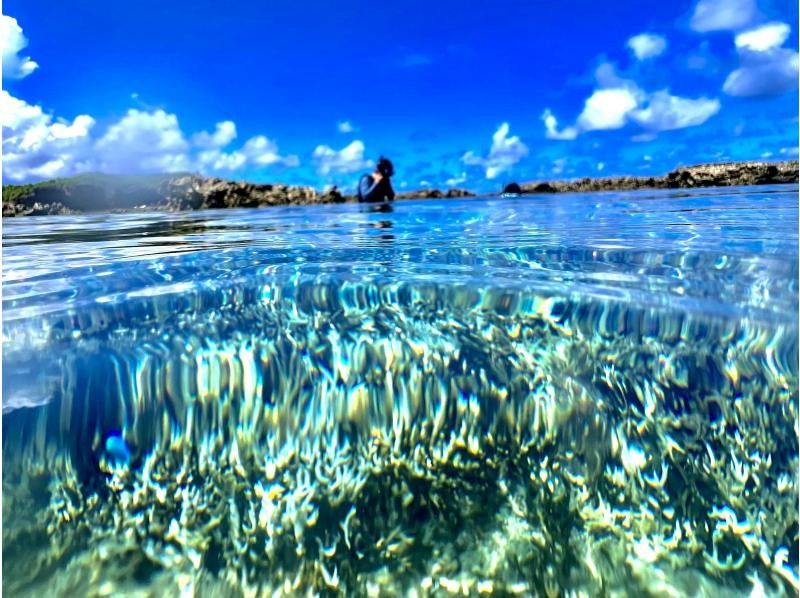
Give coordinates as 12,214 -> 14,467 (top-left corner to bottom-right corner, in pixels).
2,186 -> 798,596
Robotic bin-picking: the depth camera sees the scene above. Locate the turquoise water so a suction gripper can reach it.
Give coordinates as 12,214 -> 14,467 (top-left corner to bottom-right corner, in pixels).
2,186 -> 798,596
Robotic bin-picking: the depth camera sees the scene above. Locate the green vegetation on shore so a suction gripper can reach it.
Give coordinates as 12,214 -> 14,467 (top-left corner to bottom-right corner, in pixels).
2,172 -> 189,204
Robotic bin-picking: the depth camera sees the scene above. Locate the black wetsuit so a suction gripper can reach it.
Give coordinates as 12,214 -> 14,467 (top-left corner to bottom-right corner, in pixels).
358,174 -> 395,203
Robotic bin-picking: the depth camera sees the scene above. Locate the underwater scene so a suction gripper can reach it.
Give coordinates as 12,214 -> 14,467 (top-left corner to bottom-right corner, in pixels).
2,186 -> 798,596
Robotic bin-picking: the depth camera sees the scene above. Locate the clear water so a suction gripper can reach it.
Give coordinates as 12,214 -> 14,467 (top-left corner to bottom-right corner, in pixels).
3,186 -> 798,596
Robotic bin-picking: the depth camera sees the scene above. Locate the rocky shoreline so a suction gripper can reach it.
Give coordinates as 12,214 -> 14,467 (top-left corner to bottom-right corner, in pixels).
2,160 -> 797,216
520,160 -> 798,194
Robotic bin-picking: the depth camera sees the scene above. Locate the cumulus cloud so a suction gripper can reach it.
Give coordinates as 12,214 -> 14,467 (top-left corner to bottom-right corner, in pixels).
577,88 -> 641,131
1,15 -> 38,79
192,121 -> 237,149
95,109 -> 191,173
723,48 -> 799,96
542,63 -> 720,139
241,135 -> 299,167
2,91 -> 95,181
690,0 -> 756,32
735,22 -> 790,51
2,92 -> 300,180
462,122 -> 529,180
312,140 -> 372,176
337,120 -> 354,133
196,133 -> 298,172
197,149 -> 247,171
541,109 -> 578,140
631,91 -> 720,131
724,22 -> 798,97
627,33 -> 667,60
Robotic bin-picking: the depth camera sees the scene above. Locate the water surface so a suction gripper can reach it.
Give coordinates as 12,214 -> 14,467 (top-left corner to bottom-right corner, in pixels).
3,186 -> 798,596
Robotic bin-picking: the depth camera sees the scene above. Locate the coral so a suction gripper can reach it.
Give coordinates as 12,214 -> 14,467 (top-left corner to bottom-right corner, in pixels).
3,283 -> 797,596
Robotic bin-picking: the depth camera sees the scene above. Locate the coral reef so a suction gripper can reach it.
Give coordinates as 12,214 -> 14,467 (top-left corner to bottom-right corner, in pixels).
3,281 -> 797,596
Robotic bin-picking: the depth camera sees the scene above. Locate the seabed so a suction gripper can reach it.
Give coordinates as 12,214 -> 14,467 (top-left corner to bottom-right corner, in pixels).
2,283 -> 798,596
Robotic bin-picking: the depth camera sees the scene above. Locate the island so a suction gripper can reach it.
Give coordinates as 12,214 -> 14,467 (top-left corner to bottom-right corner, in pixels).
2,160 -> 797,217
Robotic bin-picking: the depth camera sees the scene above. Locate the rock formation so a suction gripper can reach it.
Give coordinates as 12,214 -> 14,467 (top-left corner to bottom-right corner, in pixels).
2,160 -> 797,216
394,188 -> 475,200
519,160 -> 798,194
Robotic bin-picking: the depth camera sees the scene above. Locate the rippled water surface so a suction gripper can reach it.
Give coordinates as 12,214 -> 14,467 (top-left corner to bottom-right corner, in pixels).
3,186 -> 798,596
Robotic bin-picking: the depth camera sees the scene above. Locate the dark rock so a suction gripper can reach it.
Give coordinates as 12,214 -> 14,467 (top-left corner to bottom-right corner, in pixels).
530,182 -> 557,193
445,188 -> 474,198
318,186 -> 345,204
396,188 -> 475,200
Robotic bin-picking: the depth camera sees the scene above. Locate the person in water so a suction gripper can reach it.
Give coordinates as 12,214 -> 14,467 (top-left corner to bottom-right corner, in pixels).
358,157 -> 396,203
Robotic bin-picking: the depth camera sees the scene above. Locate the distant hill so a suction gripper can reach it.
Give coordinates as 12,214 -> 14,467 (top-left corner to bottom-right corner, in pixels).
2,173 -> 328,216
2,172 -> 190,213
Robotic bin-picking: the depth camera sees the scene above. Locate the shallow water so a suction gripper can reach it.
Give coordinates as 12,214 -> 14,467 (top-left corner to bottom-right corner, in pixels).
3,186 -> 798,596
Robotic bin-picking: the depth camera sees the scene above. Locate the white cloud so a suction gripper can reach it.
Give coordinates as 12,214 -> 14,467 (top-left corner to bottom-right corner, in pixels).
197,149 -> 247,171
594,62 -> 630,88
2,91 -> 300,180
1,16 -> 38,79
735,22 -> 791,52
1,89 -> 45,130
541,109 -> 578,140
542,63 -> 720,139
723,48 -> 799,96
241,135 -> 299,167
690,0 -> 756,32
631,91 -> 720,131
95,109 -> 191,173
192,121 -> 237,149
195,135 -> 298,171
627,34 -> 667,60
312,140 -> 372,175
724,24 -> 798,97
445,172 -> 467,186
337,120 -> 354,133
1,90 -> 95,181
462,122 -> 528,180
577,88 -> 640,131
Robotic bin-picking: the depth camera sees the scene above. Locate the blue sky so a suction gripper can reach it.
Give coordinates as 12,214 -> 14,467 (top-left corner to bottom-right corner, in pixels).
2,0 -> 797,192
